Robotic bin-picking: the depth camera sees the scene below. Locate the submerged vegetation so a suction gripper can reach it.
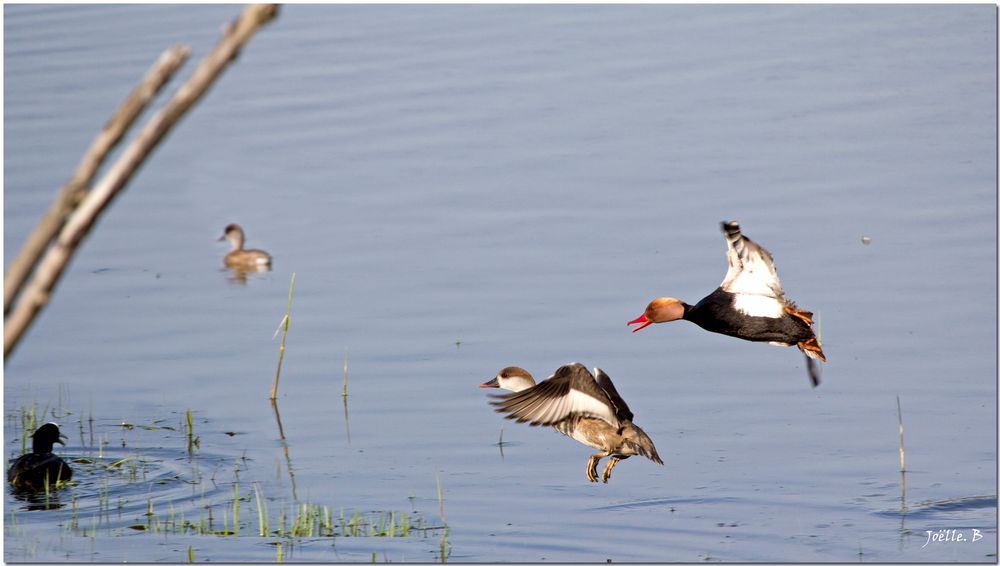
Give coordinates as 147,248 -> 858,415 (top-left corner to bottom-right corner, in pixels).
6,401 -> 451,562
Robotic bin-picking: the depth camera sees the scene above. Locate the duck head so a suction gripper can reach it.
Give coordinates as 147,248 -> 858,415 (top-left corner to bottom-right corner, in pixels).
31,422 -> 67,454
480,366 -> 536,393
218,224 -> 245,251
628,297 -> 685,332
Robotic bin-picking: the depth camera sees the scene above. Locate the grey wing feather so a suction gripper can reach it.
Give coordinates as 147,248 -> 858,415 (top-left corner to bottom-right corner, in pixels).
592,368 -> 634,423
490,364 -> 620,428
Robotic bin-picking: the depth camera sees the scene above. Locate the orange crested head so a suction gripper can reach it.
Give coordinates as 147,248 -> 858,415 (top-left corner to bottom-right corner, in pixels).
628,297 -> 685,332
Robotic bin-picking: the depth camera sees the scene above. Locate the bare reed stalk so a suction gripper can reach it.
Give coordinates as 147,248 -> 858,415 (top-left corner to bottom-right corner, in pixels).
897,395 -> 906,503
896,395 -> 905,473
341,387 -> 352,444
3,46 -> 190,315
342,350 -> 349,397
436,470 -> 446,523
4,4 -> 280,359
271,272 -> 296,400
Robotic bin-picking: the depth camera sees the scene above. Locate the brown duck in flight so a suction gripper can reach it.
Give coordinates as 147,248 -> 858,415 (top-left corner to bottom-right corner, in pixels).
481,363 -> 663,483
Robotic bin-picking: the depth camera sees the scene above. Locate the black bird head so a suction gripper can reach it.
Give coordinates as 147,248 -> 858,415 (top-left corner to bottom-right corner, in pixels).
31,423 -> 67,454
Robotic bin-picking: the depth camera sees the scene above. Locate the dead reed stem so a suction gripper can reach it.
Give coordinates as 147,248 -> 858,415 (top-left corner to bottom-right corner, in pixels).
897,395 -> 907,504
4,4 -> 280,359
896,395 -> 905,473
342,350 -> 349,397
3,46 -> 189,315
270,271 -> 296,400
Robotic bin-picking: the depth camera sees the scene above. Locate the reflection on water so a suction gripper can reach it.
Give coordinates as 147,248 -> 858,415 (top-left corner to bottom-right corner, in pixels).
223,264 -> 271,285
878,495 -> 999,520
8,489 -> 68,512
270,399 -> 298,501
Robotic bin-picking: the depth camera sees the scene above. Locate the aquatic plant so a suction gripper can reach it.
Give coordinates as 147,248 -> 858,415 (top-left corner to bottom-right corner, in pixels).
185,409 -> 197,454
57,451 -> 446,547
895,395 -> 905,473
254,482 -> 269,536
896,395 -> 906,504
436,470 -> 446,523
271,272 -> 296,400
342,349 -> 349,398
7,400 -> 447,561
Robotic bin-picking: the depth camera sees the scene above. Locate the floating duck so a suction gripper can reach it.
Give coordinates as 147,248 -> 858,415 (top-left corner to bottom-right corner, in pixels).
219,223 -> 272,269
8,423 -> 72,490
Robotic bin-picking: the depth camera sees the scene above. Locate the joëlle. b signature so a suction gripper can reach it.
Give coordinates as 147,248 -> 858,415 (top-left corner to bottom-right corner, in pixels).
922,528 -> 984,548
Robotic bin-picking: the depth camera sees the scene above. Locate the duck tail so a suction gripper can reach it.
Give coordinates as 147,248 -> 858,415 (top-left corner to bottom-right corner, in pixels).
795,336 -> 825,387
798,336 -> 826,362
624,424 -> 664,465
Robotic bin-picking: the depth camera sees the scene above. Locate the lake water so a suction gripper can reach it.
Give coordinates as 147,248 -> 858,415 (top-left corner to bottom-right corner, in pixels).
4,4 -> 997,562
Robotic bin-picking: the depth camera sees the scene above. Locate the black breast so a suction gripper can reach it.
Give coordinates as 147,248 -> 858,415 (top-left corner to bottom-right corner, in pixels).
686,288 -> 813,345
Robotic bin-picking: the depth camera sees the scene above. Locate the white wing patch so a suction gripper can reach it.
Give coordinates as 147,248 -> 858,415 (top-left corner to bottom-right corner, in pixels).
725,254 -> 780,297
720,224 -> 787,304
564,389 -> 619,427
515,388 -> 619,429
733,293 -> 785,318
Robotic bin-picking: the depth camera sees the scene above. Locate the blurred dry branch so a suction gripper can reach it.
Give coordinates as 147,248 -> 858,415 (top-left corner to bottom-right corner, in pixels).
4,4 -> 279,359
3,46 -> 190,315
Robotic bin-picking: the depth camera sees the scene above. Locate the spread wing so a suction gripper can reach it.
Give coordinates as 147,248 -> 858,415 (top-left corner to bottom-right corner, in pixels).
490,363 -> 620,429
592,368 -> 634,423
719,221 -> 786,301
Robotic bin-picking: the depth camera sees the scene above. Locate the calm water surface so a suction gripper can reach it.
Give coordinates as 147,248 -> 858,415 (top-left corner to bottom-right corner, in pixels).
4,4 -> 997,562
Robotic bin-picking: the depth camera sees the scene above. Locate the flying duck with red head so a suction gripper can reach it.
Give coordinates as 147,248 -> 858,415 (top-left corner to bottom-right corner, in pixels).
628,221 -> 826,386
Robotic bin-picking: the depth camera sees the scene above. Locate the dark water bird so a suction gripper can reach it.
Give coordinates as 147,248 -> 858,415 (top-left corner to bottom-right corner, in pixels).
481,363 -> 663,483
628,220 -> 826,386
219,223 -> 272,269
8,423 -> 72,490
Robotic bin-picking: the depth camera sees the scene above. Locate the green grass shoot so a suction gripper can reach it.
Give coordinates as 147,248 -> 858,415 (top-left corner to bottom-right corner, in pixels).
254,483 -> 269,536
271,272 -> 296,400
233,464 -> 240,536
186,409 -> 195,454
436,470 -> 445,523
